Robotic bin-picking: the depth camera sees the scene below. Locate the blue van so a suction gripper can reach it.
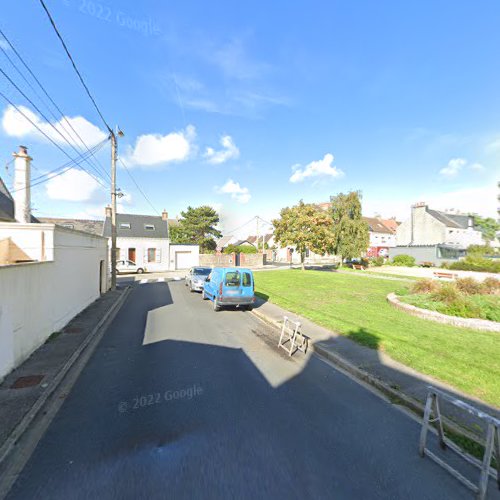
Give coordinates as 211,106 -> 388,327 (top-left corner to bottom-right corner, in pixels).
202,267 -> 255,311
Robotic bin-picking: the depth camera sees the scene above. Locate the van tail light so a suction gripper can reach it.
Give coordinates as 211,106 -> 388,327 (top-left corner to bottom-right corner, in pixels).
219,282 -> 223,297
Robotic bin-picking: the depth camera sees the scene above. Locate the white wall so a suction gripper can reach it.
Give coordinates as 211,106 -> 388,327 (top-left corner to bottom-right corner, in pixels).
0,223 -> 54,261
0,224 -> 108,381
169,244 -> 200,269
369,232 -> 396,247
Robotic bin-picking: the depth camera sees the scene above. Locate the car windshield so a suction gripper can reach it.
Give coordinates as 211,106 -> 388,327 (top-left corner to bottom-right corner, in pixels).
193,268 -> 211,276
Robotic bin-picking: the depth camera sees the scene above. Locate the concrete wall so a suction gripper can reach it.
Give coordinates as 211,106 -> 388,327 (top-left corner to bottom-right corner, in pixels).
199,253 -> 237,267
0,224 -> 108,381
0,223 -> 55,262
388,245 -> 464,266
169,244 -> 200,270
239,252 -> 265,267
397,206 -> 445,246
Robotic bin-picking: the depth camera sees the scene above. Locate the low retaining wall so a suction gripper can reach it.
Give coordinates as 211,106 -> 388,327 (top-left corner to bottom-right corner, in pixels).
387,293 -> 500,332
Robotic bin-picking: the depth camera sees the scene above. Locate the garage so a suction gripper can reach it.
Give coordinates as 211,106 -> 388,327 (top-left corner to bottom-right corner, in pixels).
170,244 -> 200,270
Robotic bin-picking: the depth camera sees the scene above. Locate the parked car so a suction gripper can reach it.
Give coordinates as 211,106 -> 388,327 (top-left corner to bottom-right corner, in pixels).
185,266 -> 212,292
116,260 -> 146,274
202,267 -> 255,311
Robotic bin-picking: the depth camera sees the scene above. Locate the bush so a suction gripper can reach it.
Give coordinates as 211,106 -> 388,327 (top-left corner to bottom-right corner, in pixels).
467,244 -> 493,257
481,277 -> 500,295
455,277 -> 483,295
370,256 -> 385,267
431,283 -> 460,304
392,254 -> 416,267
224,244 -> 257,255
411,279 -> 439,294
448,256 -> 500,273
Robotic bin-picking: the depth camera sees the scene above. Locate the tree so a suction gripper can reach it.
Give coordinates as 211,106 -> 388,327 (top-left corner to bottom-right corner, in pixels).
472,215 -> 500,243
223,244 -> 257,255
272,201 -> 335,270
169,205 -> 222,253
329,191 -> 369,263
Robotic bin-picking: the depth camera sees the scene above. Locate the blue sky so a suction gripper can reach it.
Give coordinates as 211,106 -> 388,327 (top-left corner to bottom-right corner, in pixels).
1,0 -> 499,236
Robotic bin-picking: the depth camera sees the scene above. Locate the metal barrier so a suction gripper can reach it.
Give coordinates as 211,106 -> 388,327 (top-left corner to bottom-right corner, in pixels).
278,316 -> 307,356
419,386 -> 500,499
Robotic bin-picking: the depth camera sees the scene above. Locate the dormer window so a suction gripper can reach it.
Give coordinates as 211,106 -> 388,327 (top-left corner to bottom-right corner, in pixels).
145,224 -> 155,231
120,223 -> 131,229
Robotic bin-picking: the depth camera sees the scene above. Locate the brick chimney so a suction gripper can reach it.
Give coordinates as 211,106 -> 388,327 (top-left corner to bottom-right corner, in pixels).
105,205 -> 112,218
13,145 -> 32,223
162,209 -> 168,221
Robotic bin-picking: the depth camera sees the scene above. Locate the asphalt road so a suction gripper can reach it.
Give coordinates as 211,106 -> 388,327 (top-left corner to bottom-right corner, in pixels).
6,280 -> 493,499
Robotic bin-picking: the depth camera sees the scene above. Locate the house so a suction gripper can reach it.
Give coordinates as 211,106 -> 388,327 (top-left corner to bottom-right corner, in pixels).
216,235 -> 238,252
246,234 -> 274,249
102,208 -> 199,271
391,202 -> 484,265
363,217 -> 397,257
396,202 -> 484,248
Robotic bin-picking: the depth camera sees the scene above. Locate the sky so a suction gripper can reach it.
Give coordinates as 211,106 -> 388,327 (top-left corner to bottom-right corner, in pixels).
0,0 -> 499,237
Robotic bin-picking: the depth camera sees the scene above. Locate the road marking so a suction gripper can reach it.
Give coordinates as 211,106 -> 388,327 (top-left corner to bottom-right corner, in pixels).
157,278 -> 165,282
139,279 -> 148,284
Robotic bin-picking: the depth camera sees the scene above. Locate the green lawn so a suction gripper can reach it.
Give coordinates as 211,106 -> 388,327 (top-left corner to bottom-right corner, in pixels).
255,270 -> 500,407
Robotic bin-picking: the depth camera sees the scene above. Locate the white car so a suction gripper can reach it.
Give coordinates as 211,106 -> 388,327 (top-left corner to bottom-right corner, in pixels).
116,260 -> 146,274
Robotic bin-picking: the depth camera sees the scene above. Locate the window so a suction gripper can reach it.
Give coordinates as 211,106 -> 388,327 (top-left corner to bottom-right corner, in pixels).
225,271 -> 241,287
147,248 -> 156,262
144,224 -> 155,231
120,223 -> 131,229
242,272 -> 252,287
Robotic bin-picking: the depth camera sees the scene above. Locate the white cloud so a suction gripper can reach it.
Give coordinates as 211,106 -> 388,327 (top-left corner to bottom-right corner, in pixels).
204,135 -> 240,164
439,157 -> 466,177
2,104 -> 107,146
469,162 -> 484,171
124,125 -> 196,167
486,137 -> 500,152
289,153 -> 344,183
45,169 -> 105,202
216,179 -> 251,204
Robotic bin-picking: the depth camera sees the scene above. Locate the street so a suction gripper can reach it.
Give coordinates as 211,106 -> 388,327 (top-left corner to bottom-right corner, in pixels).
6,280 -> 488,499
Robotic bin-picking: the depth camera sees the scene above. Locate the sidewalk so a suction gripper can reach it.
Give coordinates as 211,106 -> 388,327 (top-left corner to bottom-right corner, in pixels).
251,297 -> 500,443
0,287 -> 129,468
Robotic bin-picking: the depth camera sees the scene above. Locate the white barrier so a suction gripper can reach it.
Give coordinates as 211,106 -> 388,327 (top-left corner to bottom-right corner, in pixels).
278,316 -> 307,356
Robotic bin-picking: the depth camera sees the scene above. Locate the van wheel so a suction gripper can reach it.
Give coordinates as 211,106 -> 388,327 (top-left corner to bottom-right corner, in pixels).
213,299 -> 220,312
137,268 -> 144,274
243,305 -> 253,311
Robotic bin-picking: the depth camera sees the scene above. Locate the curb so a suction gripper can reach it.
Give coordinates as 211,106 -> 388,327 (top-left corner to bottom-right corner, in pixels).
0,286 -> 131,468
387,292 -> 500,332
251,304 -> 490,448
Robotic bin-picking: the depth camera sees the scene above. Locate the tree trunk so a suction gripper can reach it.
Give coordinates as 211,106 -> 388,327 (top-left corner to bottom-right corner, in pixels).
301,252 -> 305,271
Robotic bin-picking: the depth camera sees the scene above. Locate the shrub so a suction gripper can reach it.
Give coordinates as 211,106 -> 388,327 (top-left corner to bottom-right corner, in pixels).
431,283 -> 460,304
370,256 -> 385,267
440,261 -> 450,269
455,277 -> 483,295
481,277 -> 500,295
392,254 -> 416,267
224,244 -> 257,255
444,295 -> 483,319
467,244 -> 493,257
448,256 -> 500,273
411,279 -> 439,294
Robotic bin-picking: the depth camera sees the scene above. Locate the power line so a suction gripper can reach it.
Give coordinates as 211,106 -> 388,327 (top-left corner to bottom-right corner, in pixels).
0,91 -> 109,190
0,28 -> 111,181
37,0 -> 112,133
0,67 -> 110,183
224,216 -> 258,235
117,157 -> 160,216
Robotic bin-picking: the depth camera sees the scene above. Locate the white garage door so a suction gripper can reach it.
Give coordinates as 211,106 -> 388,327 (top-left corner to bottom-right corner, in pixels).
175,251 -> 194,270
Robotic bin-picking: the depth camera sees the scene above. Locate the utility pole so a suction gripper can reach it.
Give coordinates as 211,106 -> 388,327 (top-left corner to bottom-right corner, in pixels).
110,127 -> 124,290
256,216 -> 260,252
110,130 -> 117,290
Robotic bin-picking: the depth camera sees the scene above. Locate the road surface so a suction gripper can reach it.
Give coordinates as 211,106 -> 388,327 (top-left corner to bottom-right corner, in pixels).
6,279 -> 492,499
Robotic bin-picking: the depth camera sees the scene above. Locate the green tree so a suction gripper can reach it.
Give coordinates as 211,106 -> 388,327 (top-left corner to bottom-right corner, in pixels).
329,191 -> 369,263
223,244 -> 257,254
170,205 -> 222,253
272,200 -> 335,270
472,215 -> 500,243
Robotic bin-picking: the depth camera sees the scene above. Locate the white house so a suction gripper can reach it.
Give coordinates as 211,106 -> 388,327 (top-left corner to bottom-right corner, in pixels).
396,203 -> 484,248
102,208 -> 199,271
363,217 -> 397,257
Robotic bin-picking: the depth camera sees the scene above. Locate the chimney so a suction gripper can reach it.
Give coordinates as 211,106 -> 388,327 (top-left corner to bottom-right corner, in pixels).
13,145 -> 32,224
162,209 -> 168,221
105,205 -> 112,218
410,202 -> 427,245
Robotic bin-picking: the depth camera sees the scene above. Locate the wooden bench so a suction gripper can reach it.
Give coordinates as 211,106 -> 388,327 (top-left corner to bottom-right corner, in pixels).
433,271 -> 458,280
352,264 -> 365,271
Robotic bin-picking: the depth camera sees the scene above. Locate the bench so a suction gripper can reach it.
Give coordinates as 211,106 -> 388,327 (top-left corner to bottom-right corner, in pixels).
352,264 -> 365,271
433,271 -> 458,280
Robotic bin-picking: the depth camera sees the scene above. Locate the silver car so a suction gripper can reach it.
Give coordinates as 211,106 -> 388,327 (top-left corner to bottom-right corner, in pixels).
185,266 -> 212,292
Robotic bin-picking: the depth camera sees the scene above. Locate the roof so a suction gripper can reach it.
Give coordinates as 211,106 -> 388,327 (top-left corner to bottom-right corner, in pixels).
232,239 -> 252,246
103,213 -> 169,239
38,217 -> 104,235
379,218 -> 399,233
246,234 -> 273,244
426,209 -> 472,229
362,217 -> 394,235
0,176 -> 14,221
216,235 -> 235,248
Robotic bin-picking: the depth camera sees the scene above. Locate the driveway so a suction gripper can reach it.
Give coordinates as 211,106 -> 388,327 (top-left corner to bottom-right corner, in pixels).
6,280 -> 492,499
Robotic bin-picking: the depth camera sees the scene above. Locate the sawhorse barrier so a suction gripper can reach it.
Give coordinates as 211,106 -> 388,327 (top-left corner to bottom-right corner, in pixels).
278,316 -> 307,356
419,386 -> 500,499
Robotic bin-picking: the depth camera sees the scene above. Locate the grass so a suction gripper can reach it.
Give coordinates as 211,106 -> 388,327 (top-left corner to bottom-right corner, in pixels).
254,270 -> 500,407
401,293 -> 500,322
